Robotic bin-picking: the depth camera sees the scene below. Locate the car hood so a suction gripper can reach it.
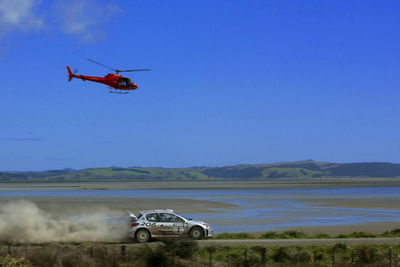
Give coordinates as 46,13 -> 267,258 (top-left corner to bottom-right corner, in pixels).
187,219 -> 206,225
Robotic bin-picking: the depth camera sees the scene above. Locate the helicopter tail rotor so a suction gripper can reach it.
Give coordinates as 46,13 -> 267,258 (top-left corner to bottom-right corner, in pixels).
66,66 -> 74,81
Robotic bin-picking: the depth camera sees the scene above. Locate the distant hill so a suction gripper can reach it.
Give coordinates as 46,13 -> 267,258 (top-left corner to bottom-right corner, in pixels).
1,160 -> 400,181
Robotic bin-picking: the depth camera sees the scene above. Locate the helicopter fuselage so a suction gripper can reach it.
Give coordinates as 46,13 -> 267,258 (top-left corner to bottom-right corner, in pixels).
66,66 -> 138,90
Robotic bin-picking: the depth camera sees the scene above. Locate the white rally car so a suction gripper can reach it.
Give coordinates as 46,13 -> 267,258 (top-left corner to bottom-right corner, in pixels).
127,209 -> 213,243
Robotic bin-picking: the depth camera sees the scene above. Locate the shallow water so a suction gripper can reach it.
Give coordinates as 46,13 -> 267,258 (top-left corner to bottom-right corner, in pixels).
1,186 -> 400,233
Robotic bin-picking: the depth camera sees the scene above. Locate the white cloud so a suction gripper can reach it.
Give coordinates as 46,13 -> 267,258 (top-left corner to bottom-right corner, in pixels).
0,0 -> 43,33
54,0 -> 121,43
0,0 -> 121,42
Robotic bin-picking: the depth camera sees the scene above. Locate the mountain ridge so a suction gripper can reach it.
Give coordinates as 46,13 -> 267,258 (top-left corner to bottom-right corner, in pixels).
1,160 -> 400,181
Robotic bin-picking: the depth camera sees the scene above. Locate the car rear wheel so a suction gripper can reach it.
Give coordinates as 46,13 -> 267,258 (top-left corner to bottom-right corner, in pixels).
136,229 -> 151,243
189,226 -> 204,240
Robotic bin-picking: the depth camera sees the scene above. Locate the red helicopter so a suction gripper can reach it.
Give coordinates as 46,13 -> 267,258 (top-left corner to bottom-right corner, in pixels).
66,59 -> 151,94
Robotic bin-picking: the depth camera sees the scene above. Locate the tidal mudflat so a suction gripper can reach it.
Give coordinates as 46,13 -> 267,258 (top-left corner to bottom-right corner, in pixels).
0,179 -> 399,234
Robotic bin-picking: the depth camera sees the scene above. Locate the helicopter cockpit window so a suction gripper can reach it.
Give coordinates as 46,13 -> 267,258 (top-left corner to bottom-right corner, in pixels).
119,78 -> 131,86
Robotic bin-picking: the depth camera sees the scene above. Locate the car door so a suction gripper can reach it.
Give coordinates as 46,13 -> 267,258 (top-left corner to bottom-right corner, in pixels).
171,214 -> 186,235
144,213 -> 160,236
158,213 -> 183,235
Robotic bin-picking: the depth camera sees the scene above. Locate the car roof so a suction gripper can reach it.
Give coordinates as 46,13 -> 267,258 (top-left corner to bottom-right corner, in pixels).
139,209 -> 174,214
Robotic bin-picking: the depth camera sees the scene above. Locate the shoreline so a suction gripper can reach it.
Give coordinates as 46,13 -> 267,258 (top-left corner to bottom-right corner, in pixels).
1,178 -> 400,190
0,180 -> 399,236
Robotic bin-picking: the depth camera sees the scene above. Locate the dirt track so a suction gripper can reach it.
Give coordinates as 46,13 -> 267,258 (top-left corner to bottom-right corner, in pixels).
107,237 -> 400,247
197,237 -> 400,246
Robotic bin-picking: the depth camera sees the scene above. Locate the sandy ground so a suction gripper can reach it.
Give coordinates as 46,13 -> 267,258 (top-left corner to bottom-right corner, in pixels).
2,178 -> 400,190
306,198 -> 400,209
1,179 -> 400,235
0,196 -> 237,215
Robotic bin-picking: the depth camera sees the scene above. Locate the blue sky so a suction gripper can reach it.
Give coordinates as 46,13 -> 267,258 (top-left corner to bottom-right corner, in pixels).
1,0 -> 399,171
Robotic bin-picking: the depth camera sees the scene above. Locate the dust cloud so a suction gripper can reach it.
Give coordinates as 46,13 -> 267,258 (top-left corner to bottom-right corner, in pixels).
0,200 -> 129,243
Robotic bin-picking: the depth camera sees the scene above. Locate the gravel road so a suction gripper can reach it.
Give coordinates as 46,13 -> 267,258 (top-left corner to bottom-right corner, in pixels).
197,237 -> 400,246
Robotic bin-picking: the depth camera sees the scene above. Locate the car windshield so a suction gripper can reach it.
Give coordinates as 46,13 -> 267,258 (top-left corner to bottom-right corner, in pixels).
175,214 -> 188,221
176,214 -> 191,221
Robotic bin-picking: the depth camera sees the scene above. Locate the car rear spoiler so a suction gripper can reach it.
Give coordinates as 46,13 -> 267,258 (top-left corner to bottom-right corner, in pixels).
126,211 -> 137,219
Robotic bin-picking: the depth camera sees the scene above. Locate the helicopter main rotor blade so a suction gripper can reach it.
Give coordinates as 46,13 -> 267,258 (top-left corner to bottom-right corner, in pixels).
118,69 -> 152,72
86,58 -> 116,72
87,59 -> 151,74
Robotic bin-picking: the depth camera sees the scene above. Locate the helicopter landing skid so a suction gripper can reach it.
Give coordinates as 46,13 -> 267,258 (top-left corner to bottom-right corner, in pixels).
109,89 -> 129,94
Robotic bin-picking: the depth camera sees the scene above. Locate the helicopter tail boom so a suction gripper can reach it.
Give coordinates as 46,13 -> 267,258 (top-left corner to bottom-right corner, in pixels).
66,66 -> 74,81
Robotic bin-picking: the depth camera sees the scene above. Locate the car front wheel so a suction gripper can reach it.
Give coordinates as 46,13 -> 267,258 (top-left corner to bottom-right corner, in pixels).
189,226 -> 204,240
136,229 -> 151,243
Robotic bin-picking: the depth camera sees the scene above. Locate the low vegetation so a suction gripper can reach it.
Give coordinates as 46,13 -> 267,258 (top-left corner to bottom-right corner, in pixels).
1,241 -> 399,267
214,228 -> 400,239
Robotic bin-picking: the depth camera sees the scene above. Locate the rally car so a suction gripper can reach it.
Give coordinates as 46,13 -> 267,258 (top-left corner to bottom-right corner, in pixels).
126,209 -> 213,243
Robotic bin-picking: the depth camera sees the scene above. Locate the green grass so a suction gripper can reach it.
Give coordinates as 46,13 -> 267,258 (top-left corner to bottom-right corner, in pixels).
1,241 -> 400,266
337,231 -> 377,238
0,167 -> 212,181
382,228 -> 400,237
214,232 -> 255,239
258,230 -> 310,239
261,167 -> 326,178
197,244 -> 400,266
214,228 -> 400,240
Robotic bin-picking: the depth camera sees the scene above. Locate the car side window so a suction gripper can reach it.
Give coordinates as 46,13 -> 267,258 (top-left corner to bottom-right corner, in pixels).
146,213 -> 158,222
159,213 -> 177,222
173,215 -> 184,222
158,213 -> 184,222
